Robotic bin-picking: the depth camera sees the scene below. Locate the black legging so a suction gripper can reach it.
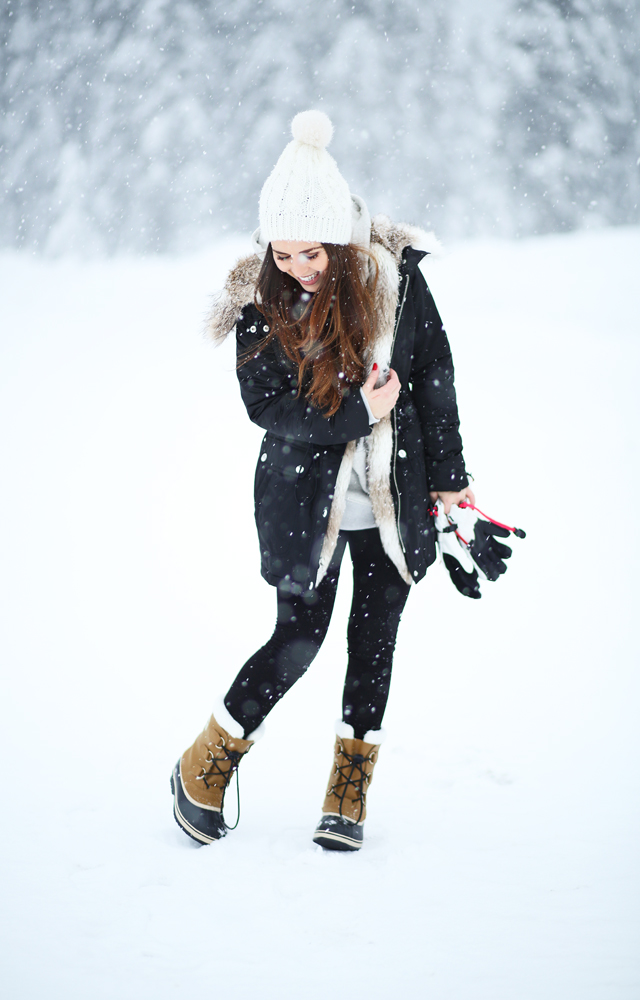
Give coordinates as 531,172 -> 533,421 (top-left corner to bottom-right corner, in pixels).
224,529 -> 411,740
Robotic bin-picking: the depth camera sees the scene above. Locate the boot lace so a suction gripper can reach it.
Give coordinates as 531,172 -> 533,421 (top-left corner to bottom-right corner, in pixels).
330,743 -> 377,824
196,739 -> 246,831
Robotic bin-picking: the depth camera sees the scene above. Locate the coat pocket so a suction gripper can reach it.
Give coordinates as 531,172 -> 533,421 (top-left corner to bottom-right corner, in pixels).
254,435 -> 318,509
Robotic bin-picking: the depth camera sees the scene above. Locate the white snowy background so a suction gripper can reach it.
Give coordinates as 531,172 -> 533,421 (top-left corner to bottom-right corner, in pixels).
2,229 -> 639,999
1,1 -> 640,998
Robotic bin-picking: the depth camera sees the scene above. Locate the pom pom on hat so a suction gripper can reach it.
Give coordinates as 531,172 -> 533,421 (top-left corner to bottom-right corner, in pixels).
259,109 -> 356,245
291,110 -> 333,149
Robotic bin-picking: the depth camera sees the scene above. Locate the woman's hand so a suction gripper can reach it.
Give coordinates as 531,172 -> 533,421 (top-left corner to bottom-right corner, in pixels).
362,365 -> 401,419
429,485 -> 476,515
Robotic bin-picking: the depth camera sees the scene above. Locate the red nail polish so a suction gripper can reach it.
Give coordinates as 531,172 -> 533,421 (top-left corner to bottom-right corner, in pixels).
372,363 -> 378,370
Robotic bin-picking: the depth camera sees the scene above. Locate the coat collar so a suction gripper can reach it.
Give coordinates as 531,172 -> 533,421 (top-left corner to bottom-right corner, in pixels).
206,216 -> 441,344
369,214 -> 441,265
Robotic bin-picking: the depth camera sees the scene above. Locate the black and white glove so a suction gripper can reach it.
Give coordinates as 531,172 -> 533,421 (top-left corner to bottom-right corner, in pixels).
434,500 -> 525,599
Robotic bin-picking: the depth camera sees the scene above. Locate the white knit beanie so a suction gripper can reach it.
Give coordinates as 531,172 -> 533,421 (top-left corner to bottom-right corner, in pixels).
259,110 -> 355,245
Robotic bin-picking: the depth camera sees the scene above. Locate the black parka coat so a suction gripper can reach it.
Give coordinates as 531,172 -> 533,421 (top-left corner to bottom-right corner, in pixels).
233,241 -> 468,594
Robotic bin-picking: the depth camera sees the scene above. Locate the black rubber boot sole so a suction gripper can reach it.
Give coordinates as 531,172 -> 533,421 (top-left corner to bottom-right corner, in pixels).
313,814 -> 364,851
170,762 -> 227,845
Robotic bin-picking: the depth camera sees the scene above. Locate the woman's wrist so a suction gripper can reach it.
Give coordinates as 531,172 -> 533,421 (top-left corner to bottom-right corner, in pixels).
359,387 -> 379,424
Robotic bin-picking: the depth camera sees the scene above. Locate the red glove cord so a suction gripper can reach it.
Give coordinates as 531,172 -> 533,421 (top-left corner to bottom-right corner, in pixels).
458,502 -> 525,538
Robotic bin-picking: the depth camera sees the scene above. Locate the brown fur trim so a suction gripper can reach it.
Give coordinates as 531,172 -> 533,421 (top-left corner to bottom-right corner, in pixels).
205,218 -> 441,343
316,440 -> 356,586
207,254 -> 262,344
362,241 -> 411,583
366,418 -> 412,585
370,214 -> 443,263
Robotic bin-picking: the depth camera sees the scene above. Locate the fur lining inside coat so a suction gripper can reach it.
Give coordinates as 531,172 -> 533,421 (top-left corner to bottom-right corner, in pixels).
207,215 -> 467,592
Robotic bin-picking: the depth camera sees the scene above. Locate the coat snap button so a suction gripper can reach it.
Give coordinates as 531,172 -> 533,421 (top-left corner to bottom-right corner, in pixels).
398,449 -> 407,458
261,453 -> 267,462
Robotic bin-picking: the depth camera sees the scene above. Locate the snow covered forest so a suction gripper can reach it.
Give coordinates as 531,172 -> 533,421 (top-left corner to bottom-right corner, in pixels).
2,0 -> 639,254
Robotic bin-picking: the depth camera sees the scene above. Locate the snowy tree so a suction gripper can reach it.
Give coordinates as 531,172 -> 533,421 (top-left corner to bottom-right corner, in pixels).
498,0 -> 640,234
0,0 -> 638,253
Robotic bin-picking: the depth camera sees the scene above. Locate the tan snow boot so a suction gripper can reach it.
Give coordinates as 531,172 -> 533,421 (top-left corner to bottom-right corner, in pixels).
312,722 -> 383,851
170,705 -> 261,845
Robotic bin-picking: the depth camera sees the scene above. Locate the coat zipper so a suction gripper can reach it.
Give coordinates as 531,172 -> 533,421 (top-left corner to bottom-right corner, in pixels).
391,274 -> 410,358
391,274 -> 410,553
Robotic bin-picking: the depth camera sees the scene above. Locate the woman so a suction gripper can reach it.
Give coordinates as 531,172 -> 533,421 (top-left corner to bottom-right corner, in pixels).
170,110 -> 474,851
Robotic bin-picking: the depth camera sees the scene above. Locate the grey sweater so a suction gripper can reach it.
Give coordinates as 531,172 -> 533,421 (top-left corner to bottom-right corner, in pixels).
339,389 -> 378,531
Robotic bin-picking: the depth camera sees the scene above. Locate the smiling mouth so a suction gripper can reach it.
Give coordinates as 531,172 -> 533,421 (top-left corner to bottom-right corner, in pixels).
298,272 -> 319,284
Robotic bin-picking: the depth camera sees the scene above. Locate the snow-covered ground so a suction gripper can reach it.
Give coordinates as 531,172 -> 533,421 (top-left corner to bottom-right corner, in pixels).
1,228 -> 639,999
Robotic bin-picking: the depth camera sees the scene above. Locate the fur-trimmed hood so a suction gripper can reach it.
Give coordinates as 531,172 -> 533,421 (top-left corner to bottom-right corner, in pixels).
206,215 -> 442,344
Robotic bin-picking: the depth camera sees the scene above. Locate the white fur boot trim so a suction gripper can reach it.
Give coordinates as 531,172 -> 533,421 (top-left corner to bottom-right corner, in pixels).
362,727 -> 386,744
214,699 -> 265,742
245,721 -> 266,742
335,720 -> 355,740
335,720 -> 386,744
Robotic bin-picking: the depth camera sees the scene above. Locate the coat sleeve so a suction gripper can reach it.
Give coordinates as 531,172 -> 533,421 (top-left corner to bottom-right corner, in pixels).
408,268 -> 469,492
235,309 -> 372,446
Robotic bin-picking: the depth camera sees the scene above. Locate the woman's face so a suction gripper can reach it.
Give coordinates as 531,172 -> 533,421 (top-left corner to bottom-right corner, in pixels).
271,241 -> 330,293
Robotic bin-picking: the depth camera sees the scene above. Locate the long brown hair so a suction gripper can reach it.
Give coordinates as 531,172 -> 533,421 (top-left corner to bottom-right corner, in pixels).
247,243 -> 378,418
